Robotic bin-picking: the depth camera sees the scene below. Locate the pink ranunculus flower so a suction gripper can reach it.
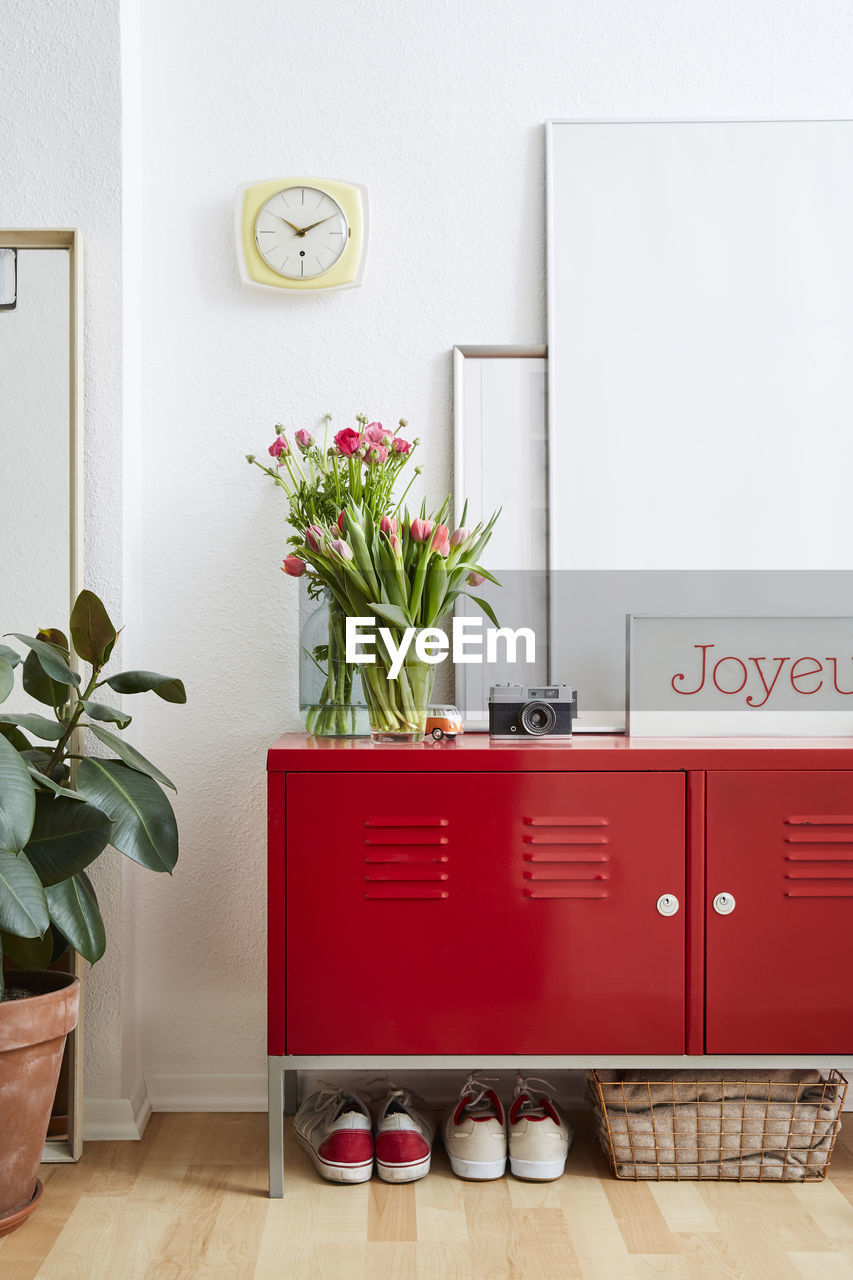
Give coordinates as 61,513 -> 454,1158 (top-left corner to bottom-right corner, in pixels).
334,427 -> 362,455
268,436 -> 288,458
410,517 -> 432,543
466,571 -> 485,587
364,422 -> 390,445
379,516 -> 397,536
305,524 -> 324,552
294,428 -> 312,449
450,526 -> 470,547
431,524 -> 450,551
330,538 -> 353,560
364,442 -> 388,466
392,438 -> 411,455
282,555 -> 306,577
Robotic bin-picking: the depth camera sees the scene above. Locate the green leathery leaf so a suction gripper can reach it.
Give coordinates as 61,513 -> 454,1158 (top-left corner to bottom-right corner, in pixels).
27,766 -> 85,802
0,644 -> 21,668
81,701 -> 132,730
83,724 -> 176,791
70,589 -> 118,667
0,734 -> 36,854
45,872 -> 106,964
0,713 -> 64,741
23,791 -> 113,886
103,670 -> 186,703
8,634 -> 80,687
1,927 -> 53,968
22,643 -> 71,708
0,723 -> 32,753
0,657 -> 13,704
75,758 -> 178,873
0,850 -> 49,937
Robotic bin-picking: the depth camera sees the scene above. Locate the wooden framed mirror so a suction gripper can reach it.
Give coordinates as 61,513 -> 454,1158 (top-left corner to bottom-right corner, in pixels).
0,229 -> 83,1160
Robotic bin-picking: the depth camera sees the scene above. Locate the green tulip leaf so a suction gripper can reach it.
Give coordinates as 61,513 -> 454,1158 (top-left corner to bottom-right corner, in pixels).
366,601 -> 412,632
0,849 -> 50,937
8,634 -> 80,688
467,594 -> 501,629
46,872 -> 106,964
0,734 -> 36,854
75,759 -> 178,873
81,701 -> 132,730
1,927 -> 53,968
0,713 -> 65,741
23,791 -> 113,886
104,671 -> 187,703
70,590 -> 118,668
83,725 -> 176,791
0,657 -> 14,704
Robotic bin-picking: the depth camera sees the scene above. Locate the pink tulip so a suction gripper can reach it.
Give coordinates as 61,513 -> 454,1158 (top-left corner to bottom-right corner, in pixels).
466,571 -> 485,586
431,524 -> 450,551
450,527 -> 470,547
389,533 -> 401,554
305,524 -> 324,552
334,427 -> 361,456
330,539 -> 353,560
410,517 -> 432,543
282,555 -> 306,577
294,428 -> 312,449
392,438 -> 411,455
337,511 -> 345,532
268,436 -> 288,458
364,422 -> 390,445
364,442 -> 388,465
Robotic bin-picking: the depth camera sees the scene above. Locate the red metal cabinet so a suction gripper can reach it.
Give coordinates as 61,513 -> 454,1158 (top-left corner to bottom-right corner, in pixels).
284,770 -> 686,1054
706,771 -> 853,1053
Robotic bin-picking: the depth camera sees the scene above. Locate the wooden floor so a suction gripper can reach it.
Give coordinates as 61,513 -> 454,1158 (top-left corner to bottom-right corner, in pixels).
3,1111 -> 853,1278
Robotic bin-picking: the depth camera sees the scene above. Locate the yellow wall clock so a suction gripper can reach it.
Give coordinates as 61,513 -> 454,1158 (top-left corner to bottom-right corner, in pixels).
235,177 -> 368,291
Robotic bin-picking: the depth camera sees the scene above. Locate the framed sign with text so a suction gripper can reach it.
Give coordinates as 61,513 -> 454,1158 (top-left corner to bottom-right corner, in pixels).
627,616 -> 853,736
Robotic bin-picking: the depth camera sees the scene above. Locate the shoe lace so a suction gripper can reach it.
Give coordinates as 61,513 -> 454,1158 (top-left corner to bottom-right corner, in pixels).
458,1073 -> 501,1118
364,1075 -> 414,1115
314,1081 -> 365,1118
513,1074 -> 559,1119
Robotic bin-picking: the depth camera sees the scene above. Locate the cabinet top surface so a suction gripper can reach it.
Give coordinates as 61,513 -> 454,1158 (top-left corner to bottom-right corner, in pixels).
267,732 -> 853,772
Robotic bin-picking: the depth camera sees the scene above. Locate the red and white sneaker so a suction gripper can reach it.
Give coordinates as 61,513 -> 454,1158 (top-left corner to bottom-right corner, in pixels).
370,1083 -> 435,1183
508,1075 -> 572,1181
293,1086 -> 374,1183
443,1074 -> 507,1180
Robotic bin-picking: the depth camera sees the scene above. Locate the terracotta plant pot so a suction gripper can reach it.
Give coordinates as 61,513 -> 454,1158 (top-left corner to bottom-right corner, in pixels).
0,970 -> 79,1236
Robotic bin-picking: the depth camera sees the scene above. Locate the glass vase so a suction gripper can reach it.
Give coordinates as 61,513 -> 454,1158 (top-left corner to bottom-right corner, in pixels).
299,585 -> 369,737
361,640 -> 436,744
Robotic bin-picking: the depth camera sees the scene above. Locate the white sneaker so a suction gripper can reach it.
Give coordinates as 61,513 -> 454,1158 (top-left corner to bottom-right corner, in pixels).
370,1082 -> 435,1183
443,1074 -> 507,1180
293,1086 -> 374,1183
508,1075 -> 572,1181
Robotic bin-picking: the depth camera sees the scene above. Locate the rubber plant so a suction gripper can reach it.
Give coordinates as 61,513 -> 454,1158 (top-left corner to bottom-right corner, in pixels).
0,589 -> 186,993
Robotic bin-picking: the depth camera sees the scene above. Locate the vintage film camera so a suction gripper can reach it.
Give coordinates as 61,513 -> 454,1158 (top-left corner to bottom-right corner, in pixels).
488,684 -> 578,737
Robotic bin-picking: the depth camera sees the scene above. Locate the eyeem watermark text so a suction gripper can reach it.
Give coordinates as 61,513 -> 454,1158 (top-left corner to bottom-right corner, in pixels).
346,616 -> 536,679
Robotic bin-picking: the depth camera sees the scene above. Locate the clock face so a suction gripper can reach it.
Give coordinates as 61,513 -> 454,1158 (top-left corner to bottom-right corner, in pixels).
254,186 -> 349,280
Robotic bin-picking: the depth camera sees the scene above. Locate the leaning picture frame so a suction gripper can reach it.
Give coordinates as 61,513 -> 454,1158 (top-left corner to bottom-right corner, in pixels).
452,345 -> 549,728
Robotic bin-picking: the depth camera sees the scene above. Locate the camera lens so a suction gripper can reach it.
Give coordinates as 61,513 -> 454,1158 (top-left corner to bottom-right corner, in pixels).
520,701 -> 557,736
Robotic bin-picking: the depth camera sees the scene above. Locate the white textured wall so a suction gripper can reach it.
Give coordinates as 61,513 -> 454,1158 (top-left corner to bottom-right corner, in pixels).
126,0 -> 853,1099
1,0 -> 127,1099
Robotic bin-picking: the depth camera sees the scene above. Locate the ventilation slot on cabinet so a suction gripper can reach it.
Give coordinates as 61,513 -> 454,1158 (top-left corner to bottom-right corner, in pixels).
521,817 -> 610,899
363,817 -> 450,900
784,815 -> 853,896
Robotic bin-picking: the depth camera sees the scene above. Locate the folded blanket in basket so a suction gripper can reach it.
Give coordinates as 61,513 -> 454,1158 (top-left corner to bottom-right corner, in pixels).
590,1070 -> 844,1181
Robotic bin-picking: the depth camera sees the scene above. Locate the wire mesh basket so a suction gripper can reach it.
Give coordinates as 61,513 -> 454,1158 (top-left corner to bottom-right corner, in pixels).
588,1069 -> 847,1181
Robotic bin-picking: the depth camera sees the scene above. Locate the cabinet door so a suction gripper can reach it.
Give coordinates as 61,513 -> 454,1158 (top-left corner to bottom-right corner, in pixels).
285,770 -> 685,1054
707,771 -> 853,1053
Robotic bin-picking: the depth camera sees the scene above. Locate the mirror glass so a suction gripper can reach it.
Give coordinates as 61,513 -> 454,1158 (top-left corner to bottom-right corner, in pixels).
547,121 -> 853,727
0,245 -> 72,707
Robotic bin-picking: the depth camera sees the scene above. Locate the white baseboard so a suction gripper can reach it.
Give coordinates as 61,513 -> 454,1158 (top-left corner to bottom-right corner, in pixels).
83,1078 -> 152,1141
146,1073 -> 268,1112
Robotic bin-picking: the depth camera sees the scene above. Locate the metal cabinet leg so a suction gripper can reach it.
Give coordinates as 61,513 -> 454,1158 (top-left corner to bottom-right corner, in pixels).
268,1056 -> 285,1198
284,1068 -> 297,1115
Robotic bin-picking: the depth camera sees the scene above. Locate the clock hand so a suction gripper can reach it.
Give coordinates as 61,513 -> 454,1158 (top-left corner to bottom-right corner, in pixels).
274,215 -> 305,234
299,214 -> 336,234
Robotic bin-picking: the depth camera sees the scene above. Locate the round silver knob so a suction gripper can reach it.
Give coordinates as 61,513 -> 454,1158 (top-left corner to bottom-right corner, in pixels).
713,892 -> 736,915
656,893 -> 679,917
